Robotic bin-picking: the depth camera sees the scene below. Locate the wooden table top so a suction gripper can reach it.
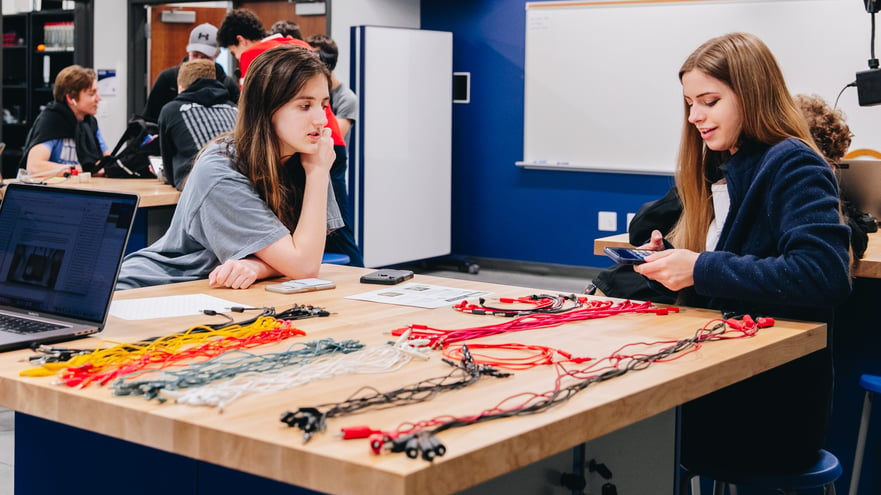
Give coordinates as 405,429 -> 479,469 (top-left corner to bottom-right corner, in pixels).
1,177 -> 180,208
594,231 -> 881,279
593,233 -> 633,256
855,231 -> 881,278
0,265 -> 826,495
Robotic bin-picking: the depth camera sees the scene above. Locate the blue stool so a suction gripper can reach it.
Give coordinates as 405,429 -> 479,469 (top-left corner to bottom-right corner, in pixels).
683,449 -> 841,495
849,374 -> 881,495
321,252 -> 351,265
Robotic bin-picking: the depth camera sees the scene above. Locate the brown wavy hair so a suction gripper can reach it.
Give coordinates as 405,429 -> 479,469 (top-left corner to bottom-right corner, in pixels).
793,93 -> 852,164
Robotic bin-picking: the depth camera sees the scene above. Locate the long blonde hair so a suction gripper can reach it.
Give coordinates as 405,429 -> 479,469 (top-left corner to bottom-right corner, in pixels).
670,33 -> 822,252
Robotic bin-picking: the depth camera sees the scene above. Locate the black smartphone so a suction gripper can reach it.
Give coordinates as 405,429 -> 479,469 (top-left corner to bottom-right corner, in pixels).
603,247 -> 654,265
360,269 -> 415,285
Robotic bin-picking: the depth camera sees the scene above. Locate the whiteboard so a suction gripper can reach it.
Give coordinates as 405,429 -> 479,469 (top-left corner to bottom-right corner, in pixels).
351,26 -> 453,267
522,0 -> 878,175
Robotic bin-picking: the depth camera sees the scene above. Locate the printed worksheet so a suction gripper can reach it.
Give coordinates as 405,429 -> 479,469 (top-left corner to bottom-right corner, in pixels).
346,283 -> 489,309
109,294 -> 246,320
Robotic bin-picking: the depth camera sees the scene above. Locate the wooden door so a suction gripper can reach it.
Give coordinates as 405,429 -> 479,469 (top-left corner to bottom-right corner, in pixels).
238,2 -> 326,40
148,6 -> 229,87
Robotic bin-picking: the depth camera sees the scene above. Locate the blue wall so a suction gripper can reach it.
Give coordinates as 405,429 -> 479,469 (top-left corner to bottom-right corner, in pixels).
421,0 -> 674,269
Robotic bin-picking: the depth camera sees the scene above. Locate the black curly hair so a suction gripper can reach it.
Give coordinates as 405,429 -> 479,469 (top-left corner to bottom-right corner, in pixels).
217,9 -> 267,48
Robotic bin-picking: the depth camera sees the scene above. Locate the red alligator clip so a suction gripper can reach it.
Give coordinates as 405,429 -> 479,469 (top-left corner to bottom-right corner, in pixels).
340,426 -> 382,440
756,317 -> 775,328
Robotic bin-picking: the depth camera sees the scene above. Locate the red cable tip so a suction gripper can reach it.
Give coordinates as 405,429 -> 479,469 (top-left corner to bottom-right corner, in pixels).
340,426 -> 381,440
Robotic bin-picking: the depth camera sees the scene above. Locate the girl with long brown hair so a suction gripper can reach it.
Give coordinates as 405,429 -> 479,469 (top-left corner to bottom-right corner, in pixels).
117,45 -> 342,290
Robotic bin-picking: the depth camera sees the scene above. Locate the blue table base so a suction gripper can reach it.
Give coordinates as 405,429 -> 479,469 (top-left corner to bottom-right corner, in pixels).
15,413 -> 323,494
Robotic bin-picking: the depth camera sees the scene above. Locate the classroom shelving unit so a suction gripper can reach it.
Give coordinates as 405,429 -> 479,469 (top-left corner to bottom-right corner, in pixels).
1,8 -> 75,178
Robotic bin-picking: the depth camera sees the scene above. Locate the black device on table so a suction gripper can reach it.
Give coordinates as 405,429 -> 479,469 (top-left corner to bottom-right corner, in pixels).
360,269 -> 414,285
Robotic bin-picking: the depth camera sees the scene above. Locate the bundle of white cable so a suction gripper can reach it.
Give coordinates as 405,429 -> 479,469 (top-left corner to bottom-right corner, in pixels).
172,334 -> 431,412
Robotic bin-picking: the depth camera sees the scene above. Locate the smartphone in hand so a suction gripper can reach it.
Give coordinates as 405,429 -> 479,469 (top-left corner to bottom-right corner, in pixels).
603,247 -> 653,265
360,269 -> 414,285
265,278 -> 336,294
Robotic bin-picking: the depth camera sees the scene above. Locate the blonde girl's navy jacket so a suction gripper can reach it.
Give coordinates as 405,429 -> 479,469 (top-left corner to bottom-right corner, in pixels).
682,137 -> 851,475
692,137 -> 851,321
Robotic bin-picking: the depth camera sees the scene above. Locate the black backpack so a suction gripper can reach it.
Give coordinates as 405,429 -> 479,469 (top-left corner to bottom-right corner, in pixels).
93,115 -> 159,178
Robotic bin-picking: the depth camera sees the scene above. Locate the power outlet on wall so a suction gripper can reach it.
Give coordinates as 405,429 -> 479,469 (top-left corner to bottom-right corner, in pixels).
598,211 -> 617,232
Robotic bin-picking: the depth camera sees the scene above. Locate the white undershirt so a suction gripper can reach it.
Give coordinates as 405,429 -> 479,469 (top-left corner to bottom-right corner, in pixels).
706,182 -> 730,251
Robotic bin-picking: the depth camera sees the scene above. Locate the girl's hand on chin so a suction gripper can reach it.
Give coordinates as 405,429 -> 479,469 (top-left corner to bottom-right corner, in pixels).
301,127 -> 335,175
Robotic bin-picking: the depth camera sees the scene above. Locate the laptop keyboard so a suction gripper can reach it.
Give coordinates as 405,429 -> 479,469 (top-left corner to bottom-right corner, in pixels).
0,314 -> 67,334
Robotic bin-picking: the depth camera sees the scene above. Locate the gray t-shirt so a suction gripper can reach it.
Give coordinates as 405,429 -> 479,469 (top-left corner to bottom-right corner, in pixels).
116,141 -> 343,289
331,83 -> 358,128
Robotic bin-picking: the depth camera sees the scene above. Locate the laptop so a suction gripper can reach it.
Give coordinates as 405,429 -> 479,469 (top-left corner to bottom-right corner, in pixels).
837,158 -> 881,222
0,183 -> 139,351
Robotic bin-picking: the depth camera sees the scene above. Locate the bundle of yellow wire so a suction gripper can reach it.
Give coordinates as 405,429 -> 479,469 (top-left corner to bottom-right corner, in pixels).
20,315 -> 306,388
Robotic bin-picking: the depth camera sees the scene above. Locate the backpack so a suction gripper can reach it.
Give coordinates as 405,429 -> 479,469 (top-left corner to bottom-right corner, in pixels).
93,115 -> 159,178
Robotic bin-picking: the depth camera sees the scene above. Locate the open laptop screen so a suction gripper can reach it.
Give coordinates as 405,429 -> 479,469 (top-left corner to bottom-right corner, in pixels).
837,159 -> 881,222
0,184 -> 138,324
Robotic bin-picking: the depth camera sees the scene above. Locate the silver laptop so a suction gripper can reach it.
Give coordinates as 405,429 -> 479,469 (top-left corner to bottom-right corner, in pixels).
837,158 -> 881,221
0,183 -> 138,351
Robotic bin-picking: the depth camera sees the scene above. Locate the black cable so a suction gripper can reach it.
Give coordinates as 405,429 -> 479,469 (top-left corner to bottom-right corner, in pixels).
280,345 -> 511,442
276,304 -> 330,320
460,293 -> 584,316
834,82 -> 856,110
229,306 -> 263,313
426,323 -> 727,437
372,323 -> 715,462
201,309 -> 234,324
197,304 -> 329,332
871,10 -> 879,69
28,344 -> 96,364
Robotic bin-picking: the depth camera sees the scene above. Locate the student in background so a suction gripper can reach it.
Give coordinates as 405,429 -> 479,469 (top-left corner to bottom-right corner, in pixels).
793,94 -> 877,257
218,9 -> 313,81
633,32 -> 850,476
21,65 -> 108,177
304,33 -> 362,268
270,19 -> 303,40
158,59 -> 238,190
307,34 -> 358,141
143,23 -> 239,122
218,8 -> 364,267
116,45 -> 343,290
794,93 -> 852,164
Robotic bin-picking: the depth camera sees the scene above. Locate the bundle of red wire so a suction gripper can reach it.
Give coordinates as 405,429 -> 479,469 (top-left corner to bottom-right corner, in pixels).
391,298 -> 678,349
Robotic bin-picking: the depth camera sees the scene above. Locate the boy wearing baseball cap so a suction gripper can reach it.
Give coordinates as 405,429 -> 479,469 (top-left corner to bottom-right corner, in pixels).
143,23 -> 240,121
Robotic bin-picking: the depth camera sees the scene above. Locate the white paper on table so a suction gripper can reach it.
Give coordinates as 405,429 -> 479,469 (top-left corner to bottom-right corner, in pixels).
345,283 -> 489,309
110,294 -> 246,320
